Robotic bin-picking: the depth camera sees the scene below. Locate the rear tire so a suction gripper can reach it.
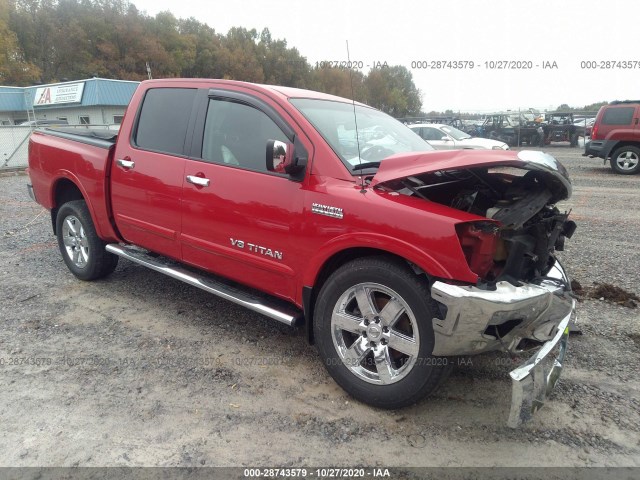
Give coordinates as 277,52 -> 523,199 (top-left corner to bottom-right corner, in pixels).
56,200 -> 118,280
610,146 -> 640,175
313,256 -> 451,409
570,133 -> 578,147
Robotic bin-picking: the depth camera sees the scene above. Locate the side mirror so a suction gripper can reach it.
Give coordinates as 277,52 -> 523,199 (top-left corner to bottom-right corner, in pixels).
441,136 -> 451,141
266,137 -> 307,177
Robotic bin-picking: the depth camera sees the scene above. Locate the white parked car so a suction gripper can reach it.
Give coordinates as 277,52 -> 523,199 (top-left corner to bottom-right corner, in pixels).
409,123 -> 509,150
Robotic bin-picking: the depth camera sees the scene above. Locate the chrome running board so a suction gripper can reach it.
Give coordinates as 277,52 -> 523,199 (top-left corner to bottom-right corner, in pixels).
106,244 -> 302,327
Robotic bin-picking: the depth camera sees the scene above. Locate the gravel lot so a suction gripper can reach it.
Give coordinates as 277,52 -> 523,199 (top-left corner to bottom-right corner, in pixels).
0,148 -> 638,468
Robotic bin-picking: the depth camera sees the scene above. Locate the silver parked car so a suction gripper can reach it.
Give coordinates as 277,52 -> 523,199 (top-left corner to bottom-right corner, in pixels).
410,123 -> 509,150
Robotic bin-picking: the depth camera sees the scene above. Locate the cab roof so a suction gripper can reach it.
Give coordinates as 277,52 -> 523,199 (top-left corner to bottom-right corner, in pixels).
140,78 -> 366,106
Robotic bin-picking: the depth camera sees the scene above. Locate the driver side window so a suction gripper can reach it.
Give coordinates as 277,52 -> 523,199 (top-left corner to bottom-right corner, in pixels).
201,99 -> 288,172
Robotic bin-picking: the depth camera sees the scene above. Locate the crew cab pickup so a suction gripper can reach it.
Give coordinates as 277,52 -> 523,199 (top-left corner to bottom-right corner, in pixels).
27,79 -> 577,427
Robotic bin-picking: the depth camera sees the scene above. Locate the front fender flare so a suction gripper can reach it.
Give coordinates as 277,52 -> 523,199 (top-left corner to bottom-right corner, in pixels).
301,232 -> 455,288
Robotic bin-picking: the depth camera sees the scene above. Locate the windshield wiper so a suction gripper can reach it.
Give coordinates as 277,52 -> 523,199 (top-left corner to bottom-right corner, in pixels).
352,161 -> 381,171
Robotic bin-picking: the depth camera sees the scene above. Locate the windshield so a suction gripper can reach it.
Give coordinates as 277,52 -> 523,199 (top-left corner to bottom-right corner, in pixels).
441,125 -> 471,141
290,98 -> 434,172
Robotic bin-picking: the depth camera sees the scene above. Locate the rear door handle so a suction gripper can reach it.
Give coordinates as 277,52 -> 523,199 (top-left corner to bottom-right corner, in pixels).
186,175 -> 210,187
116,158 -> 135,169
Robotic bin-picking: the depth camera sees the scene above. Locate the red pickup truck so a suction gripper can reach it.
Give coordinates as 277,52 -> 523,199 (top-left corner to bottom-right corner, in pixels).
27,79 -> 577,426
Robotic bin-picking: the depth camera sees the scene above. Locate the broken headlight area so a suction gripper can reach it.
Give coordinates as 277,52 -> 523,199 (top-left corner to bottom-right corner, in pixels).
390,165 -> 576,285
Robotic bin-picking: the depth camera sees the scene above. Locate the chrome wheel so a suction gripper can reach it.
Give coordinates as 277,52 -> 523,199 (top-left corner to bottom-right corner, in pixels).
615,150 -> 639,172
331,283 -> 419,385
61,215 -> 89,268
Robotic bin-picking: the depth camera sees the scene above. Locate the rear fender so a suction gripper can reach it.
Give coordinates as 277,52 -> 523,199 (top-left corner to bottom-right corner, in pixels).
50,171 -> 113,240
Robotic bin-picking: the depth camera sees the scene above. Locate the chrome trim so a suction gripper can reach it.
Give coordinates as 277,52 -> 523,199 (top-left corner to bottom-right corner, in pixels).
430,260 -> 574,356
62,215 -> 90,268
311,203 -> 343,219
430,259 -> 576,427
507,308 -> 573,428
116,159 -> 135,169
613,149 -> 640,171
105,244 -> 302,326
330,283 -> 420,385
186,175 -> 210,187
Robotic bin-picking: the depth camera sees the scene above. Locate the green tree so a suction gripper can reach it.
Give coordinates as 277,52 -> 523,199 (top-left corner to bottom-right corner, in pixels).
178,17 -> 222,78
153,11 -> 195,76
2,0 -> 424,117
556,103 -> 574,112
309,66 -> 366,101
364,66 -> 421,117
0,0 -> 39,84
9,0 -> 57,81
582,101 -> 608,111
257,28 -> 310,88
216,27 -> 264,82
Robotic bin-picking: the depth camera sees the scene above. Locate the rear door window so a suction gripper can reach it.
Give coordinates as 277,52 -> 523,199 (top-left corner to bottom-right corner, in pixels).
602,107 -> 634,125
134,88 -> 196,155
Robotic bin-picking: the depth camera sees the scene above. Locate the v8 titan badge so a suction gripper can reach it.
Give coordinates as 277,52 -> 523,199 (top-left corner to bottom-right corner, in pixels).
230,238 -> 283,260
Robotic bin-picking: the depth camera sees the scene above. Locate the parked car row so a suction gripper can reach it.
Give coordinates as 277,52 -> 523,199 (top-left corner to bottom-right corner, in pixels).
409,123 -> 509,150
400,103 -> 639,175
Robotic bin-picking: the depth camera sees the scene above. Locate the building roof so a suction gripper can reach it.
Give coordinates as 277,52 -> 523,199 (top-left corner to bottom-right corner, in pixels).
0,87 -> 29,111
0,78 -> 139,112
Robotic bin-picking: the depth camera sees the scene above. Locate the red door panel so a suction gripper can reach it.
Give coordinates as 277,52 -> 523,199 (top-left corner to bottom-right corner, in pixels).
109,86 -> 197,259
110,151 -> 185,259
181,160 -> 304,303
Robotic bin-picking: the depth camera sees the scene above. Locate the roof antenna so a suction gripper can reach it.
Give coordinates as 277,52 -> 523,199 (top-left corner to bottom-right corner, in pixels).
346,40 -> 366,194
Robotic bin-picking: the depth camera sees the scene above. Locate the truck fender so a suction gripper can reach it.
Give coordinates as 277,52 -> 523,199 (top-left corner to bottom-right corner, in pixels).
49,170 -> 105,238
301,233 -> 454,344
302,232 -> 452,288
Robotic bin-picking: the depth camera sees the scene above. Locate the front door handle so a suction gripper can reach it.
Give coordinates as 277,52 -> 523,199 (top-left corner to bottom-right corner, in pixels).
186,175 -> 210,187
116,158 -> 135,169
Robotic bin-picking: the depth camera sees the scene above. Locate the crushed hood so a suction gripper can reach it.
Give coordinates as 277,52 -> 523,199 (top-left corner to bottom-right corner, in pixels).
370,149 -> 572,202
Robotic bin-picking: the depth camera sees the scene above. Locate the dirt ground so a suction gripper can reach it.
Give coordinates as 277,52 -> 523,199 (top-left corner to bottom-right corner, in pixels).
0,148 -> 639,469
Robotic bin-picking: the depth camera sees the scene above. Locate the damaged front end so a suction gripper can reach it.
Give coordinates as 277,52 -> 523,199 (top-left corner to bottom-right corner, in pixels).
372,150 -> 577,426
431,263 -> 575,427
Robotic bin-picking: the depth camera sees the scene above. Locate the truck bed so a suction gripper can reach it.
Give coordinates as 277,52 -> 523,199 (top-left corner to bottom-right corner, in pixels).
38,127 -> 118,149
28,127 -> 120,242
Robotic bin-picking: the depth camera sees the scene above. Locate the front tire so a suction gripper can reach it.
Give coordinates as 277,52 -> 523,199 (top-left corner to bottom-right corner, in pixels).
610,146 -> 640,174
313,257 -> 451,409
56,200 -> 118,280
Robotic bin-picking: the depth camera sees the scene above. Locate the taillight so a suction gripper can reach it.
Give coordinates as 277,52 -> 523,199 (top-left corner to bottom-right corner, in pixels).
455,221 -> 500,279
590,122 -> 599,140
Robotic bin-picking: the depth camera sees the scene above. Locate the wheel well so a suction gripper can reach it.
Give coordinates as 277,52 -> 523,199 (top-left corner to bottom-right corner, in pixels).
303,247 -> 428,344
610,142 -> 640,156
51,179 -> 84,234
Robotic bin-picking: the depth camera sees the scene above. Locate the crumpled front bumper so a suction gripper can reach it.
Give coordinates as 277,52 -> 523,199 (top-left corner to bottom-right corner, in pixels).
506,310 -> 571,427
430,260 -> 576,427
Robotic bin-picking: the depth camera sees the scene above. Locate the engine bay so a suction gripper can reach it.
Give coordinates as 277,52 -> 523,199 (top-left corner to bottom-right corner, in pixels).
380,166 -> 577,284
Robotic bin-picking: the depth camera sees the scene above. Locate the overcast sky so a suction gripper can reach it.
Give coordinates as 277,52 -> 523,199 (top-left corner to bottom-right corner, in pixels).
132,0 -> 638,112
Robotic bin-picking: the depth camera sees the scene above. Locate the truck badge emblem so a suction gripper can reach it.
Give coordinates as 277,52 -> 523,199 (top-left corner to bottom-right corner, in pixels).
311,203 -> 343,219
